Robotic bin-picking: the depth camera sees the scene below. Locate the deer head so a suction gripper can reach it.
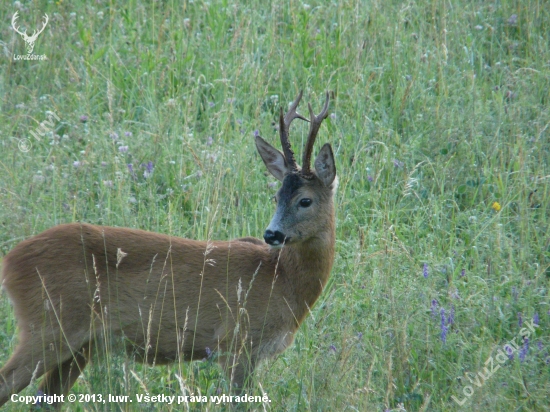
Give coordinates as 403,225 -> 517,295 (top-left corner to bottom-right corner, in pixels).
255,91 -> 336,247
12,11 -> 49,54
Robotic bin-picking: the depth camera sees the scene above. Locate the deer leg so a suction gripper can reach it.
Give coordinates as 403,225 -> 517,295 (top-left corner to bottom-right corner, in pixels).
0,329 -> 90,407
0,343 -> 48,407
220,353 -> 257,394
37,342 -> 92,409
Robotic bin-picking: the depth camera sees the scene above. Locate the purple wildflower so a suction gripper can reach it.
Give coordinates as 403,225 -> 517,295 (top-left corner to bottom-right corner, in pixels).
207,136 -> 213,146
507,14 -> 518,25
533,312 -> 539,326
253,130 -> 260,137
208,102 -> 215,108
118,145 -> 128,153
367,175 -> 374,182
448,305 -> 455,325
124,131 -> 132,137
423,263 -> 429,278
504,344 -> 514,360
127,163 -> 134,174
205,347 -> 212,358
357,332 -> 363,340
431,299 -> 439,317
518,312 -> 523,327
330,112 -> 337,120
519,338 -> 528,362
110,132 -> 119,140
460,269 -> 465,277
393,159 -> 403,168
145,161 -> 154,173
440,308 -> 448,343
34,390 -> 45,406
73,160 -> 81,168
329,344 -> 337,353
79,115 -> 88,123
537,340 -> 543,351
143,161 -> 154,178
101,161 -> 108,167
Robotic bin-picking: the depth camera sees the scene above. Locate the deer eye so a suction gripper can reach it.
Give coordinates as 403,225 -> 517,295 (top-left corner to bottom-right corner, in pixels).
299,198 -> 312,208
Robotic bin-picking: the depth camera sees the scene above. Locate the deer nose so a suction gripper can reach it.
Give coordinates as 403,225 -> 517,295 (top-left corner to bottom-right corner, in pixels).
263,230 -> 286,246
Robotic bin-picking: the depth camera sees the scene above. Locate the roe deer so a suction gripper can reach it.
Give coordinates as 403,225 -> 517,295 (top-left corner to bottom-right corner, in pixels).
0,90 -> 337,407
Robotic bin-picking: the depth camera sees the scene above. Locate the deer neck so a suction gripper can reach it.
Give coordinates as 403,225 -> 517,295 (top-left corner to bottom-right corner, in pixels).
273,220 -> 335,325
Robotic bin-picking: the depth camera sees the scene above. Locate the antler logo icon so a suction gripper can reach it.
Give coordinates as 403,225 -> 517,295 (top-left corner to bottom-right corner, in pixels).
11,11 -> 49,54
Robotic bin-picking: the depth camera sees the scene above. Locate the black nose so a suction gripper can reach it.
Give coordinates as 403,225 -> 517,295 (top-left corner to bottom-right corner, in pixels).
263,230 -> 286,246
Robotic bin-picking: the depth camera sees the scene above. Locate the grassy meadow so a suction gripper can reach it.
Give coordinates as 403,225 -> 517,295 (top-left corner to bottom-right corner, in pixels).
1,0 -> 549,410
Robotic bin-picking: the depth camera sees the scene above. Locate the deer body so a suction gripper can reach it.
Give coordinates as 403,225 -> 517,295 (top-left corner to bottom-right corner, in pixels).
0,91 -> 336,407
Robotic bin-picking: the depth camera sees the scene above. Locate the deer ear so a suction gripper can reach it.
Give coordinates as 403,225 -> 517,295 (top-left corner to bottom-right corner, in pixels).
255,136 -> 289,182
314,143 -> 336,187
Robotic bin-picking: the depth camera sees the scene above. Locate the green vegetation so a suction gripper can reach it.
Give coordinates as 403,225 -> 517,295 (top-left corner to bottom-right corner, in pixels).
1,0 -> 548,410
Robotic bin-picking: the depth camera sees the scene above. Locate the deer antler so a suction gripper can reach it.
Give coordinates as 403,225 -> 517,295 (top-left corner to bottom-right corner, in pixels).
279,90 -> 309,172
301,92 -> 330,177
11,12 -> 26,37
30,14 -> 49,42
12,12 -> 48,41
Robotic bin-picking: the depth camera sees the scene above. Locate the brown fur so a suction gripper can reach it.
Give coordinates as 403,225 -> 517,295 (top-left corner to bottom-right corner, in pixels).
0,93 -> 336,408
0,217 -> 335,405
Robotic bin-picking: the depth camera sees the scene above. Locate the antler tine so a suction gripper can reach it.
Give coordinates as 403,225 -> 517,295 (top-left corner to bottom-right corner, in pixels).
36,14 -> 49,36
279,90 -> 308,172
283,90 -> 309,125
29,14 -> 48,40
302,92 -> 330,176
11,11 -> 26,36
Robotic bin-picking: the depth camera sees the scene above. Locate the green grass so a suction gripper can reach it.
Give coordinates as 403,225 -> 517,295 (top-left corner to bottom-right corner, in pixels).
1,0 -> 549,410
